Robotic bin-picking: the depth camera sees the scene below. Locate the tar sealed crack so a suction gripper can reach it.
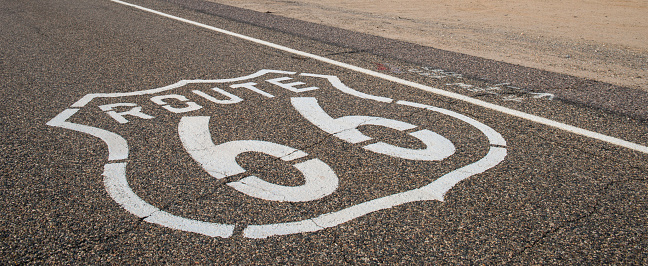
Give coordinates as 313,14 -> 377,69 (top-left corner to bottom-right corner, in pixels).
325,49 -> 368,56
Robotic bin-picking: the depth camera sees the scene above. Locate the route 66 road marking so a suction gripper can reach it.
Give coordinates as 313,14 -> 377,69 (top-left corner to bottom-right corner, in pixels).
47,69 -> 506,238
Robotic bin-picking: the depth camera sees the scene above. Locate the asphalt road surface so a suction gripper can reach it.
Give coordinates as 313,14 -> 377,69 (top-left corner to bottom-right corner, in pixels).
2,0 -> 647,263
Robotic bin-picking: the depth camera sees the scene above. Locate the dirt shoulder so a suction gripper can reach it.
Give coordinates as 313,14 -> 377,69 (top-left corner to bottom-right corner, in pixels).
209,0 -> 648,92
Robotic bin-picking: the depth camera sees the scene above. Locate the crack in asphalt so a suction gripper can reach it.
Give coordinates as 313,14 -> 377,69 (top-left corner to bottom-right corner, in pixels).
511,177 -> 640,261
325,49 -> 369,56
16,218 -> 146,264
504,125 -> 647,262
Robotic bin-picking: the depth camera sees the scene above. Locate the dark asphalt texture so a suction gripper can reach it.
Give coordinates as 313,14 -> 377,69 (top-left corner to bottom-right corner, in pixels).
1,0 -> 647,264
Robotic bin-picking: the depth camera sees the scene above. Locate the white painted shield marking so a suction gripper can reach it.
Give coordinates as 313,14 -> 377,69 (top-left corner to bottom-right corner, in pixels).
48,70 -> 507,239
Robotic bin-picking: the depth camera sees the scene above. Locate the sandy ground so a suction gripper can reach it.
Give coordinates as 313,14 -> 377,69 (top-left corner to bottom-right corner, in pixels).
209,0 -> 648,92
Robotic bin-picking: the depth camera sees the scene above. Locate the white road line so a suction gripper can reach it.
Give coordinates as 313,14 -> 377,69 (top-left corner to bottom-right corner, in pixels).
110,0 -> 648,155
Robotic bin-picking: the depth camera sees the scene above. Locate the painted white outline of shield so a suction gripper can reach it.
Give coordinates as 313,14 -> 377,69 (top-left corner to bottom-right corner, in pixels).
47,69 -> 506,239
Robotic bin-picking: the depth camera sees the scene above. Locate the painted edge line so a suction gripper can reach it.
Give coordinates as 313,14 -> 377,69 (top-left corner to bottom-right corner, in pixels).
110,0 -> 648,155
